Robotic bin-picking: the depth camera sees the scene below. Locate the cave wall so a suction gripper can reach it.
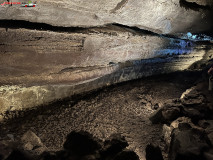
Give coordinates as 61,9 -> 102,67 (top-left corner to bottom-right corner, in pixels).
0,24 -> 212,117
0,0 -> 213,118
0,0 -> 213,34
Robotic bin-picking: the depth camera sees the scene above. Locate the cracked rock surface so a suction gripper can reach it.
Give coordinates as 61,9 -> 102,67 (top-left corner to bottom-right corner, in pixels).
0,24 -> 212,115
0,0 -> 212,34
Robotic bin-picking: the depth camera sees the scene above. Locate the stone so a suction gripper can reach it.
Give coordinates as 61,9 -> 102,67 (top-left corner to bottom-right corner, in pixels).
0,115 -> 4,122
145,144 -> 164,160
199,120 -> 213,145
101,134 -> 128,159
113,149 -> 139,160
33,146 -> 48,155
161,107 -> 181,123
0,0 -> 213,34
182,107 -> 203,120
170,117 -> 193,129
38,132 -> 137,160
0,141 -> 18,160
198,120 -> 213,134
162,124 -> 173,147
21,130 -> 46,153
23,143 -> 34,151
63,131 -> 102,156
39,151 -> 58,160
5,150 -> 32,160
180,87 -> 206,106
153,103 -> 159,110
81,154 -> 98,160
7,134 -> 14,141
169,127 -> 210,160
149,100 -> 182,124
204,148 -> 213,160
207,132 -> 213,146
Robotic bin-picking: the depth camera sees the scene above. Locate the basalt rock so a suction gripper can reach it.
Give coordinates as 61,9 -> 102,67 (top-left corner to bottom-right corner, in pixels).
21,130 -> 47,155
0,0 -> 213,34
41,131 -> 139,160
101,134 -> 128,159
145,144 -> 164,160
149,99 -> 182,124
0,25 -> 211,117
169,125 -> 210,160
113,150 -> 139,160
63,131 -> 102,156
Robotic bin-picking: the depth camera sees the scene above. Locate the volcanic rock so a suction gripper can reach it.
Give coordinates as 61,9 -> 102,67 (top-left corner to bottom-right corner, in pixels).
21,130 -> 47,154
101,134 -> 128,159
63,131 -> 102,156
0,0 -> 213,34
145,144 -> 164,160
113,149 -> 139,160
149,100 -> 182,124
169,124 -> 210,160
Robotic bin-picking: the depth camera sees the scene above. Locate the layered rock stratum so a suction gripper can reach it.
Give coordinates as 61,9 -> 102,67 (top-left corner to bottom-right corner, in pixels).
0,0 -> 213,34
0,0 -> 212,116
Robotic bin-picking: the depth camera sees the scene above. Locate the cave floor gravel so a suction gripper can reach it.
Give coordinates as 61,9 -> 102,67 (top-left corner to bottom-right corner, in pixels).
0,71 -> 202,160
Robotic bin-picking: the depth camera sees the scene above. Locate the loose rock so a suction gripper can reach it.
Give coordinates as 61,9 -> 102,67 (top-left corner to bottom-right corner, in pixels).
145,144 -> 164,160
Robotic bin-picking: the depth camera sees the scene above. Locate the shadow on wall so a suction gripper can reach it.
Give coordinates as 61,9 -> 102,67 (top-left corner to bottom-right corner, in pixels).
179,0 -> 213,34
179,0 -> 211,11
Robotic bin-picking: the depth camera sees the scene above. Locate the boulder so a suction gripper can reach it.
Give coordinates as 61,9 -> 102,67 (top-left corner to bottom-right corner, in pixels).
101,134 -> 128,159
21,130 -> 47,154
162,117 -> 204,151
149,100 -> 182,124
180,87 -> 206,107
63,131 -> 102,156
5,150 -> 33,160
145,144 -> 164,160
204,148 -> 213,160
182,107 -> 203,121
169,125 -> 210,160
198,120 -> 213,145
198,120 -> 213,134
113,149 -> 139,160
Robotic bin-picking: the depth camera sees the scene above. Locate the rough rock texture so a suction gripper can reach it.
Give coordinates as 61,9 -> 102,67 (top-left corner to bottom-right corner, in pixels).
0,0 -> 213,34
145,144 -> 164,160
156,81 -> 213,160
169,124 -> 210,160
149,85 -> 213,124
1,71 -> 198,160
2,131 -> 140,160
0,24 -> 212,116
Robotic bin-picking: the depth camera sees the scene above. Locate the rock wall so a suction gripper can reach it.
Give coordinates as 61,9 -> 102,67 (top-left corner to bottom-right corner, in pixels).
0,24 -> 212,117
0,0 -> 213,117
0,0 -> 212,34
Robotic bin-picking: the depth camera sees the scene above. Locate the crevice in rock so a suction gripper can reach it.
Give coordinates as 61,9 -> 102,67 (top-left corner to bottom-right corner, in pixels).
0,20 -> 89,33
1,19 -> 211,42
0,19 -> 183,40
179,0 -> 211,11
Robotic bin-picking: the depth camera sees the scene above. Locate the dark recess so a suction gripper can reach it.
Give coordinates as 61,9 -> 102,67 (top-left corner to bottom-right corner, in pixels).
179,0 -> 211,11
0,20 -> 88,33
0,20 -> 183,40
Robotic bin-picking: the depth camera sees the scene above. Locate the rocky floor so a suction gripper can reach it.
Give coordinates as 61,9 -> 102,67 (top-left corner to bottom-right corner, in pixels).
0,71 -> 206,160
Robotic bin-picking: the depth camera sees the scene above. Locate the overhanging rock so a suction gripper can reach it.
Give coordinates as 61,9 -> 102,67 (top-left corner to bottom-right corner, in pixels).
0,0 -> 212,34
0,25 -> 212,117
